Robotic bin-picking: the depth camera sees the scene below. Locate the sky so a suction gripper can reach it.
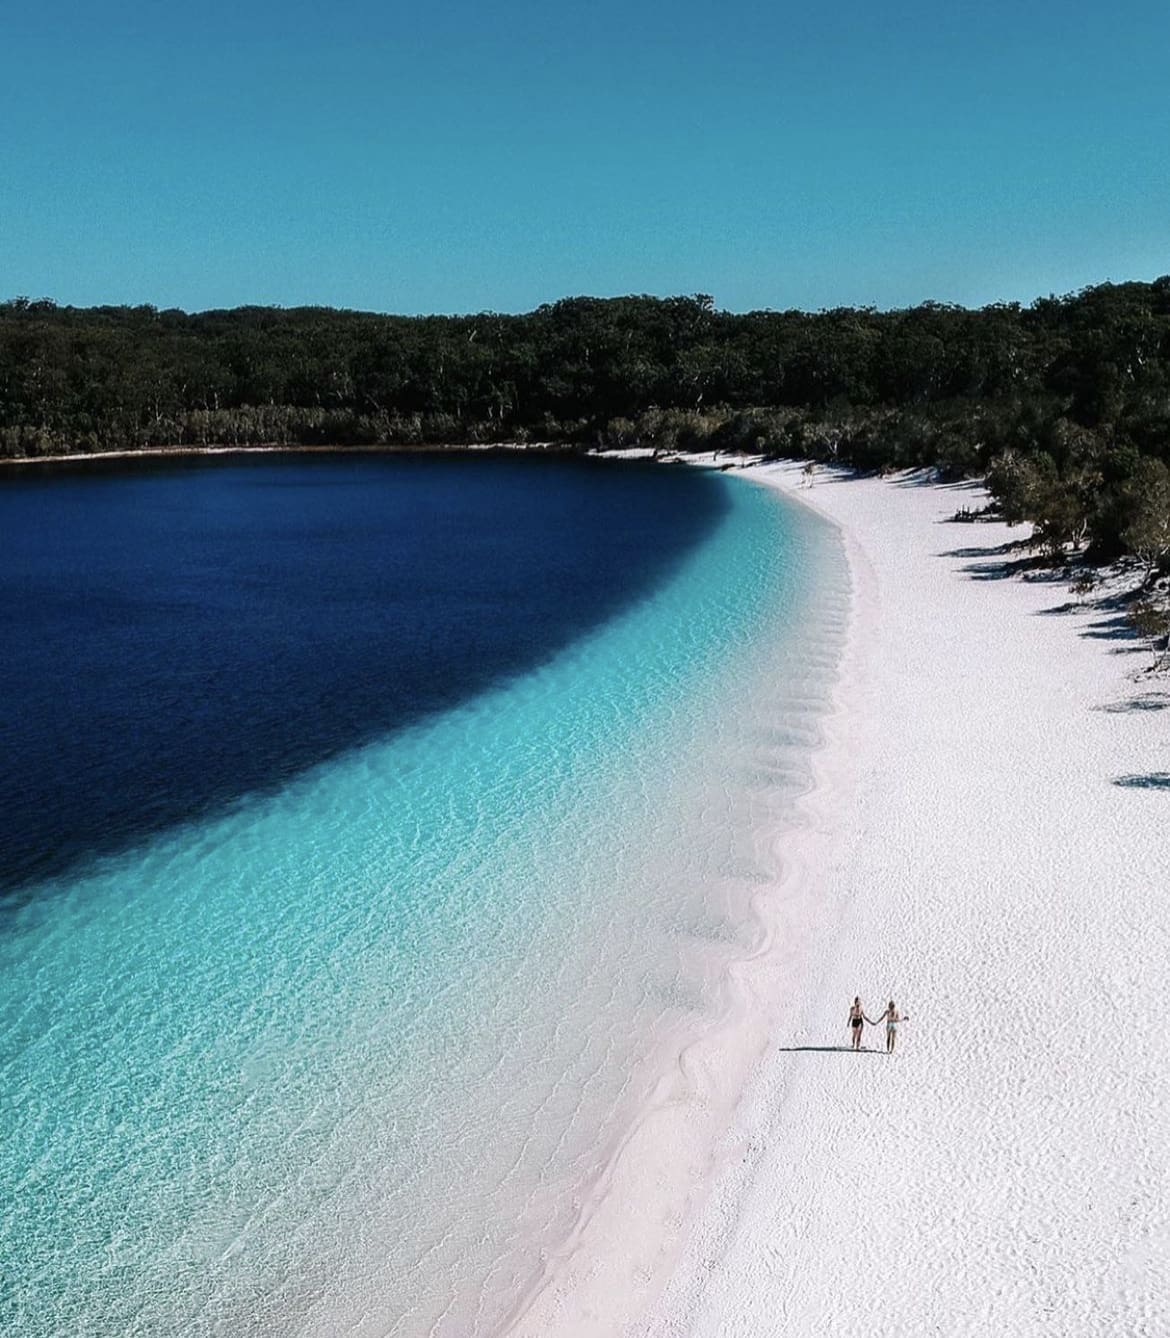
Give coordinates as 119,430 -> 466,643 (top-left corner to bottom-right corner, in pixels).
2,0 -> 1168,315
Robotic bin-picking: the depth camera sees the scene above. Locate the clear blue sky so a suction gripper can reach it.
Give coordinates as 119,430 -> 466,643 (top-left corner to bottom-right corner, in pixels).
2,0 -> 1167,314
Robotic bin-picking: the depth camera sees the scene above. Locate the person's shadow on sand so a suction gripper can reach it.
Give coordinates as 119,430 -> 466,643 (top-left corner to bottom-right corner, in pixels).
775,1045 -> 884,1054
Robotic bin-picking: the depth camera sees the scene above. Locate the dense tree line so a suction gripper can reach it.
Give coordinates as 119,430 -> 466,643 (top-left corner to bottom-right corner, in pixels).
2,283 -> 1170,573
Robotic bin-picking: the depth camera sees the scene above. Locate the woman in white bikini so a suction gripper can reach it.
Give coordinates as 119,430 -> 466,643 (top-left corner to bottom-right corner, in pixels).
876,1000 -> 907,1053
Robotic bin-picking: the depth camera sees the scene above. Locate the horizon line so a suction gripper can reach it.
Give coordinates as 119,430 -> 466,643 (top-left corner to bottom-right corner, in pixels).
5,272 -> 1170,323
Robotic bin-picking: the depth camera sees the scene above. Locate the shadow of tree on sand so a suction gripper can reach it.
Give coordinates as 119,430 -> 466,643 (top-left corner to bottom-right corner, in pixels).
941,546 -> 1155,658
892,473 -> 984,491
1094,693 -> 1170,714
1073,613 -> 1151,653
932,514 -> 1167,780
937,538 -> 1071,584
951,556 -> 1070,583
940,541 -> 1030,561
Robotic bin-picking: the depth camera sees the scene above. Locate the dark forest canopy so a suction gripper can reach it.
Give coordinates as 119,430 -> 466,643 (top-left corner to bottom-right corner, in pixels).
3,282 -> 1170,567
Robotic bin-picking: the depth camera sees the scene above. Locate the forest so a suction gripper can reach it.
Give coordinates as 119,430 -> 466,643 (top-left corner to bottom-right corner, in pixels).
2,281 -> 1170,578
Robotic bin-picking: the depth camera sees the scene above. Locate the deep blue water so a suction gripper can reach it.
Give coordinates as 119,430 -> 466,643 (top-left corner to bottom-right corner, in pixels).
0,453 -> 726,892
0,453 -> 847,1337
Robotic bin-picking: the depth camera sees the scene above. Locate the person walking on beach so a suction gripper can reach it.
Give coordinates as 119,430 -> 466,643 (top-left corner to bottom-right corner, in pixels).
876,1000 -> 907,1054
847,996 -> 868,1051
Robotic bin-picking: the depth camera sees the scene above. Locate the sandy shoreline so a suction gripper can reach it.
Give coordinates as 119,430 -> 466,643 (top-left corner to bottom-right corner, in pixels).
0,442 -> 725,470
0,442 -> 566,468
631,463 -> 1170,1336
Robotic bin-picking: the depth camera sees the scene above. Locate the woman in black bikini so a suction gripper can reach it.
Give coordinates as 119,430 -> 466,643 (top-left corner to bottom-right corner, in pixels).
847,996 -> 869,1051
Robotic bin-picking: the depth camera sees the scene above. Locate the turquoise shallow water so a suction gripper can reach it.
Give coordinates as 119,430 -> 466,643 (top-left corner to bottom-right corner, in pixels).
0,468 -> 847,1336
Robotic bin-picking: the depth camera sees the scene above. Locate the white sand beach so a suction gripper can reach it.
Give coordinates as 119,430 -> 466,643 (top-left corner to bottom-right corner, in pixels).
513,461 -> 1170,1337
633,463 -> 1170,1337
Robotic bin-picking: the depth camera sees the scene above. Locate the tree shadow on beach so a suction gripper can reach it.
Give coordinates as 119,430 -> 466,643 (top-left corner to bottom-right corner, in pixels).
960,559 -> 1070,583
891,472 -> 983,491
936,538 -> 1071,584
1112,773 -> 1170,791
797,467 -> 982,493
1072,613 -> 1150,653
939,540 -> 1030,561
941,549 -> 1156,657
1094,692 -> 1170,714
1030,587 -> 1157,657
